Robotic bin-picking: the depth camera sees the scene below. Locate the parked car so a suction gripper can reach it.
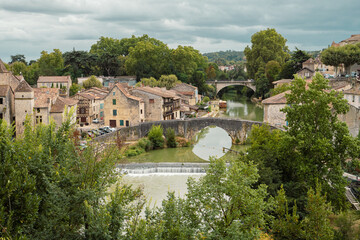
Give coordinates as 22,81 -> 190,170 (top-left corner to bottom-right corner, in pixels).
99,127 -> 111,133
92,118 -> 100,124
102,126 -> 116,132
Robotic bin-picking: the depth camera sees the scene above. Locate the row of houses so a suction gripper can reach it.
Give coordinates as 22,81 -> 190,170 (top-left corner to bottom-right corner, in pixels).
0,60 -> 78,136
73,82 -> 198,128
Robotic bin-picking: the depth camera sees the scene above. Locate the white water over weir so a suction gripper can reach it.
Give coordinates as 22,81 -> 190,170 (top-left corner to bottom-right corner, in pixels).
116,163 -> 209,174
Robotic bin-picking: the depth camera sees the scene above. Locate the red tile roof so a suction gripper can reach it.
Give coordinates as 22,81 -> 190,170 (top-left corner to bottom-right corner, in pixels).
38,76 -> 71,83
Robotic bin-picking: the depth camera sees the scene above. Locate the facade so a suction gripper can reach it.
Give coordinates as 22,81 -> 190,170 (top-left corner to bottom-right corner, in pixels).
33,88 -> 59,125
103,83 -> 144,128
343,85 -> 360,108
50,97 -> 78,126
73,87 -> 108,125
296,67 -> 315,79
14,80 -> 34,135
171,83 -> 198,105
37,76 -> 72,96
262,91 -> 288,128
131,87 -> 181,121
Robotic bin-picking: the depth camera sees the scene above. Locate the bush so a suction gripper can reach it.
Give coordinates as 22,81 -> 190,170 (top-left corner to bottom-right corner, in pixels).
124,145 -> 145,157
165,128 -> 177,148
203,96 -> 210,103
148,125 -> 164,149
137,138 -> 153,151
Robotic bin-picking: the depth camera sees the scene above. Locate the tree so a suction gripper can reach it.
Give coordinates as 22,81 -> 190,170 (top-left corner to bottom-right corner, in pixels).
125,40 -> 171,80
321,46 -> 346,76
38,49 -> 64,76
158,74 -> 180,89
185,158 -> 269,239
244,28 -> 290,79
254,67 -> 270,98
282,73 -> 356,211
9,61 -> 27,76
265,60 -> 281,83
302,184 -> 334,240
135,77 -> 159,87
82,75 -> 102,89
24,62 -> 40,85
63,50 -> 97,80
165,128 -> 177,148
9,54 -> 27,65
148,125 -> 164,149
171,45 -> 207,78
69,83 -> 82,96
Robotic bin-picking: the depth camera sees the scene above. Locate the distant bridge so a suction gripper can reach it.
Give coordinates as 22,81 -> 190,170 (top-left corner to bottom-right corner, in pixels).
206,80 -> 256,94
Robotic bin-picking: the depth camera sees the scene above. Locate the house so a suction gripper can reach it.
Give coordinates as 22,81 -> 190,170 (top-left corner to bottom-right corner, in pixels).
296,67 -> 315,79
37,76 -> 72,96
171,83 -> 198,105
103,83 -> 144,128
273,79 -> 292,88
50,96 -> 78,126
73,87 -> 108,125
262,91 -> 288,128
332,34 -> 360,47
33,88 -> 60,125
131,87 -> 181,121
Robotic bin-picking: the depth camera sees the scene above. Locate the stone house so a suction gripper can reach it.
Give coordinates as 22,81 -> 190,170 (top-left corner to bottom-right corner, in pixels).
297,67 -> 315,79
37,76 -> 72,96
50,96 -> 78,126
131,87 -> 181,121
103,83 -> 144,128
343,85 -> 360,108
171,83 -> 198,105
33,88 -> 59,125
262,91 -> 288,128
14,80 -> 34,135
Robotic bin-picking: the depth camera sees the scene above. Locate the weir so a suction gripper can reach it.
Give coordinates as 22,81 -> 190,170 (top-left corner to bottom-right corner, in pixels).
117,163 -> 209,174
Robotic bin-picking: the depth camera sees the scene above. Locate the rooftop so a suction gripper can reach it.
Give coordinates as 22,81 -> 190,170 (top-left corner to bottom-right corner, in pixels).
262,91 -> 289,105
34,88 -> 59,108
38,76 -> 71,83
0,85 -> 10,97
15,80 -> 33,93
50,97 -> 78,113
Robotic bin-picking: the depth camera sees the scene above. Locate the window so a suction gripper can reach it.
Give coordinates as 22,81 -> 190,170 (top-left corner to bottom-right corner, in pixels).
0,98 -> 3,104
100,103 -> 104,109
37,108 -> 40,113
353,95 -> 355,102
36,116 -> 43,124
126,120 -> 129,127
149,99 -> 154,104
113,110 -> 117,116
113,91 -> 115,96
0,113 -> 3,119
120,120 -> 124,126
100,111 -> 103,117
140,109 -> 143,114
113,99 -> 116,105
80,107 -> 86,114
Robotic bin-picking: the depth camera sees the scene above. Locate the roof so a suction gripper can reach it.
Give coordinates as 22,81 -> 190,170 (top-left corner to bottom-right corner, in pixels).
262,91 -> 289,105
0,59 -> 8,73
171,83 -> 197,92
297,67 -> 315,74
341,34 -> 360,44
303,58 -> 314,64
343,87 -> 360,95
112,83 -> 143,102
38,76 -> 71,83
15,75 -> 25,81
135,86 -> 180,99
0,85 -> 10,97
34,88 -> 59,108
50,97 -> 78,113
76,87 -> 109,100
15,80 -> 33,93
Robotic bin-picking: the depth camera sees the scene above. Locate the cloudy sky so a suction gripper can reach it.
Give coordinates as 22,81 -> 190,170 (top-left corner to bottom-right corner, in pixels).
0,0 -> 359,63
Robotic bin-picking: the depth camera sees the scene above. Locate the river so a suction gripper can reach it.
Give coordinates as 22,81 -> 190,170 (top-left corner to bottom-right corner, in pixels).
116,94 -> 264,207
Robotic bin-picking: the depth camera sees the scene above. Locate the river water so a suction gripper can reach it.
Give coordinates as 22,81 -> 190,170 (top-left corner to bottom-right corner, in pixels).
116,96 -> 264,207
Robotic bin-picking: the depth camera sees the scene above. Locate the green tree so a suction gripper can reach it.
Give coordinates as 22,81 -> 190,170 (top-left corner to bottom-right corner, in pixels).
165,128 -> 177,148
302,184 -> 334,240
24,62 -> 40,85
171,45 -> 207,78
244,28 -> 290,80
82,75 -> 103,89
265,60 -> 281,83
135,77 -> 159,87
125,40 -> 171,80
321,46 -> 346,76
158,74 -> 180,89
278,48 -> 312,79
9,61 -> 27,76
185,158 -> 269,239
63,50 -> 97,80
69,83 -> 82,96
254,67 -> 270,98
38,49 -> 64,76
9,54 -> 27,65
282,73 -> 356,211
148,125 -> 164,149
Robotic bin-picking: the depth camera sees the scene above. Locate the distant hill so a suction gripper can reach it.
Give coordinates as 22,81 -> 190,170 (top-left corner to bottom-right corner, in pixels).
203,50 -> 245,65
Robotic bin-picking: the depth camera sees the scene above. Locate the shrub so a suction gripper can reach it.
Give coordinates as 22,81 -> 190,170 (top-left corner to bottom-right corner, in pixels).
203,96 -> 210,103
165,128 -> 177,148
137,138 -> 153,151
124,145 -> 145,157
148,125 -> 164,149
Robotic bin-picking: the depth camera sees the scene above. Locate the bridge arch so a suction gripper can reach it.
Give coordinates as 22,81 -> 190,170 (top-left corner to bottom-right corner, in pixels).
206,80 -> 256,95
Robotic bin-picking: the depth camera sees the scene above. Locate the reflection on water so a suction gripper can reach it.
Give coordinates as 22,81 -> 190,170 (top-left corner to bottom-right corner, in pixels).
220,98 -> 264,122
192,126 -> 232,160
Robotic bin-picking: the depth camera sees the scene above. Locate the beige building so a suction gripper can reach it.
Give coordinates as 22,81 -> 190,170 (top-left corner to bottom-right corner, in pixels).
50,96 -> 78,126
131,87 -> 181,121
103,83 -> 144,128
14,80 -> 34,135
37,76 -> 72,96
262,91 -> 288,128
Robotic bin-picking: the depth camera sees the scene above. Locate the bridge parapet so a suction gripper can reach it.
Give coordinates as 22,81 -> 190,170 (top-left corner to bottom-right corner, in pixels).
94,118 -> 274,144
206,80 -> 256,94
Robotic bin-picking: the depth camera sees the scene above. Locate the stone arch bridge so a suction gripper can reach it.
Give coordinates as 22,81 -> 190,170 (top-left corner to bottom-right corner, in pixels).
95,118 -> 272,144
206,80 -> 256,95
